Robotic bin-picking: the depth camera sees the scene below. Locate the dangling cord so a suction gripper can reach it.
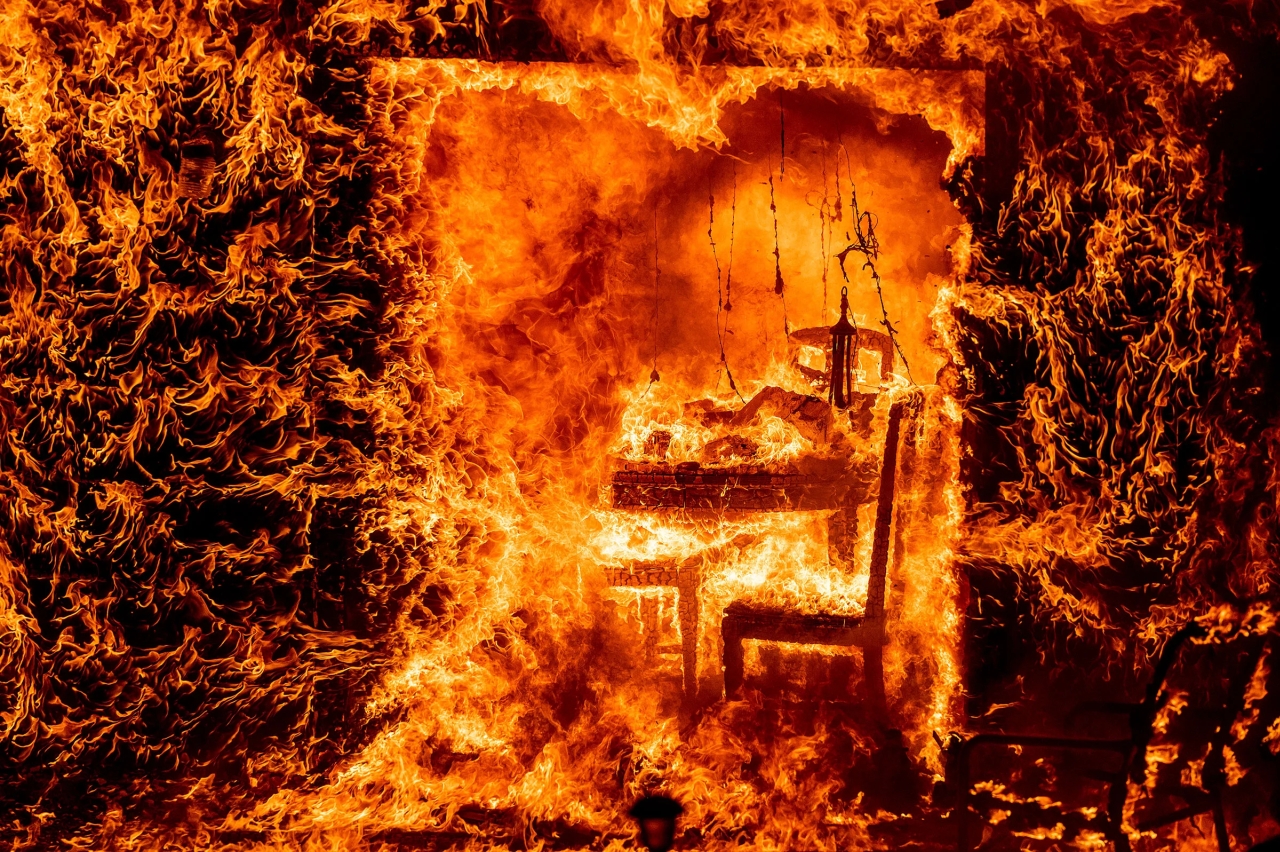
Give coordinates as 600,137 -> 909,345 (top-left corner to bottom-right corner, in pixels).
779,87 -> 786,180
838,141 -> 851,243
770,174 -> 783,299
710,173 -> 744,402
725,165 -> 736,313
835,180 -> 914,385
834,136 -> 845,226
830,139 -> 848,324
647,199 -> 661,392
772,88 -> 789,337
819,141 -> 829,325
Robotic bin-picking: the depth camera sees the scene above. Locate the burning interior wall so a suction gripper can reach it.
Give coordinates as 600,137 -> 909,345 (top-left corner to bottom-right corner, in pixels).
417,59 -> 971,707
1,0 -> 1279,849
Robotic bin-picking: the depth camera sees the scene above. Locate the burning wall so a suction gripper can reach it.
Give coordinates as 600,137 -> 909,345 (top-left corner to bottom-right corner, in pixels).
0,0 -> 1277,849
268,59 -> 974,843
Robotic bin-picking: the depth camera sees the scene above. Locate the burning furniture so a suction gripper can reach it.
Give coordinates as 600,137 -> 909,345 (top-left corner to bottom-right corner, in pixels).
722,397 -> 909,716
401,59 -> 970,847
608,307 -> 912,711
951,622 -> 1274,852
601,557 -> 704,702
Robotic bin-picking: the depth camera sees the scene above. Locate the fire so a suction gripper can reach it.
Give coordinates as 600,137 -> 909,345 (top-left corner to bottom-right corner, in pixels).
2,0 -> 1278,849
290,53 -> 968,846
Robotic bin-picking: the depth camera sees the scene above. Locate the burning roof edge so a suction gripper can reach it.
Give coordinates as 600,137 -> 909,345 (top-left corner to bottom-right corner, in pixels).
377,59 -> 985,164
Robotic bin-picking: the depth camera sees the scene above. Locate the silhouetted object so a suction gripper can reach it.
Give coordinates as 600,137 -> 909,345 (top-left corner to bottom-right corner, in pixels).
866,728 -> 924,813
177,135 -> 217,200
630,795 -> 683,852
1247,837 -> 1280,852
722,397 -> 916,719
935,0 -> 975,19
790,324 -> 894,392
829,286 -> 859,410
950,622 -> 1268,852
930,731 -> 965,807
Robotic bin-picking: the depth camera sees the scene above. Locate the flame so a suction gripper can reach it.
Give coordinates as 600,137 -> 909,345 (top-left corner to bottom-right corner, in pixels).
1,0 -> 1277,848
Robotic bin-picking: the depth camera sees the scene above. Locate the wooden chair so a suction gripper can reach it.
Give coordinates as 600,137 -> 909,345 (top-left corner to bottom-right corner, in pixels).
608,326 -> 904,708
603,561 -> 702,701
950,622 -> 1272,852
721,396 -> 911,716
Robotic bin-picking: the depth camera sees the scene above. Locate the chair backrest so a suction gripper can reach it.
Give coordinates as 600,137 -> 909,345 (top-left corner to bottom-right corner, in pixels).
949,618 -> 1277,852
863,396 -> 915,628
1128,623 -> 1273,822
1056,620 -> 1270,852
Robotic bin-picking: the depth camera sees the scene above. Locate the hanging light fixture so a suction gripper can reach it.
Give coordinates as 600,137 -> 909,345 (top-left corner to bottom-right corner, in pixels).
829,286 -> 859,410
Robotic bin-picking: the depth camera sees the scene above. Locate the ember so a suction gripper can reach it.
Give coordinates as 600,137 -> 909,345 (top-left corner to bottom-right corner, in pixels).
1,0 -> 1279,850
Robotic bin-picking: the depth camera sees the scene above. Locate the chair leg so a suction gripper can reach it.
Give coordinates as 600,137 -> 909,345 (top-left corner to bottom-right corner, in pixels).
640,594 -> 659,665
678,580 -> 699,703
863,641 -> 886,721
1212,788 -> 1230,852
1104,753 -> 1133,852
723,621 -> 744,699
827,504 -> 858,568
955,743 -> 973,852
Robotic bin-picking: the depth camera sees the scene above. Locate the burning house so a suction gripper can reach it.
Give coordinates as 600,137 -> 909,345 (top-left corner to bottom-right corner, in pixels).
0,0 -> 1278,849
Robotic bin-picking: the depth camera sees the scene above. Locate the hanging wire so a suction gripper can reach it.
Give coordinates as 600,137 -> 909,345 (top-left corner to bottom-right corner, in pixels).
819,141 -> 830,325
770,173 -> 784,299
647,199 -> 661,391
834,135 -> 844,226
779,87 -> 786,180
833,161 -> 915,386
773,88 -> 789,337
725,165 -> 736,313
808,140 -> 841,325
709,172 -> 744,402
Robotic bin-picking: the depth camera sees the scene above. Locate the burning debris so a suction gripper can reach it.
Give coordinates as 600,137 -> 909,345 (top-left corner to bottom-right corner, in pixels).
0,0 -> 1278,849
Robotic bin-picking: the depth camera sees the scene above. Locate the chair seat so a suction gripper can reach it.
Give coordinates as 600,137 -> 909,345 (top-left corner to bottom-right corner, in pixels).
721,601 -> 885,700
722,601 -> 878,646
